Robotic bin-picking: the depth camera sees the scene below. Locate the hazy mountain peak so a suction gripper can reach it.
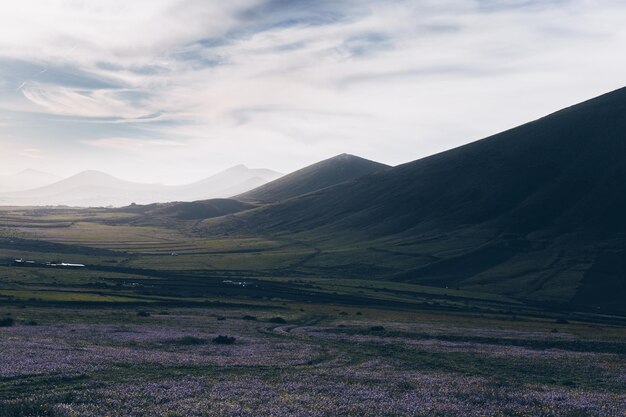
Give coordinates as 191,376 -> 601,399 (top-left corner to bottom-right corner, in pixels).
71,170 -> 118,180
220,164 -> 249,173
13,168 -> 56,177
0,165 -> 283,207
0,168 -> 61,193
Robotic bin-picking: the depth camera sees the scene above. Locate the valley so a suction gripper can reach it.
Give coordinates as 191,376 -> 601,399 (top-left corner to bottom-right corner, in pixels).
1,88 -> 626,416
1,207 -> 625,416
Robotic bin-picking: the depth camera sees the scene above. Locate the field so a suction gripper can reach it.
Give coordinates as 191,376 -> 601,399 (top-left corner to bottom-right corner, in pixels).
0,208 -> 625,416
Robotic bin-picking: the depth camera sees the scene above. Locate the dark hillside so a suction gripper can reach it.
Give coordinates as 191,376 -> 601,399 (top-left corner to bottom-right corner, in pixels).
148,199 -> 255,220
203,87 -> 626,311
236,153 -> 390,203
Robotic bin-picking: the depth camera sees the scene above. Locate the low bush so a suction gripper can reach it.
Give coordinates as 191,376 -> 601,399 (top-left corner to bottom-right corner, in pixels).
242,315 -> 257,321
136,311 -> 151,317
212,335 -> 236,345
268,317 -> 287,324
0,400 -> 56,417
370,326 -> 385,332
0,317 -> 15,327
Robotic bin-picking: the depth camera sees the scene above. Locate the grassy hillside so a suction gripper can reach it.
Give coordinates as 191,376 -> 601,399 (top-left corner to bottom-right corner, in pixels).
199,88 -> 626,311
2,90 -> 625,313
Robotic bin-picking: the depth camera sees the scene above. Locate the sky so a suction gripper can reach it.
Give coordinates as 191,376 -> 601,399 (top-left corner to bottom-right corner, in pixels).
0,0 -> 625,184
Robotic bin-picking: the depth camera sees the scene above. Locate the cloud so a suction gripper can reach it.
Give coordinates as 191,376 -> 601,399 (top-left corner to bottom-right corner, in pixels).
0,0 -> 625,182
20,83 -> 153,119
82,137 -> 185,152
17,148 -> 44,159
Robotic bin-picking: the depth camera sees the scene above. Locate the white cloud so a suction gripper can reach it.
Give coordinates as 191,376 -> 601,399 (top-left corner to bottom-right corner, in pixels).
82,137 -> 185,151
17,148 -> 44,159
0,1 -> 255,67
21,83 -> 150,118
0,0 -> 625,182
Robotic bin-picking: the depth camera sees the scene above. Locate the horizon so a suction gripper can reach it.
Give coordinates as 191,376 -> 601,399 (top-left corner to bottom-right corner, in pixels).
1,1 -> 626,183
0,163 -> 285,187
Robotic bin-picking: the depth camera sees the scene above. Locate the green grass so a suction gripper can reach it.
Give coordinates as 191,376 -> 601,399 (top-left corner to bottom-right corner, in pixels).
0,206 -> 624,323
0,289 -> 150,303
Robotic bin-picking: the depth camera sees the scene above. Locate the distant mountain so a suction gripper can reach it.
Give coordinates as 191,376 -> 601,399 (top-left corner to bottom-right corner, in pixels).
237,153 -> 390,203
0,169 -> 61,192
203,87 -> 626,312
0,170 -> 164,207
0,166 -> 282,207
170,165 -> 282,202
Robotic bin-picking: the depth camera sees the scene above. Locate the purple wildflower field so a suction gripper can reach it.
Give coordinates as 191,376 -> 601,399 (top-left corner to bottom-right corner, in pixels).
1,308 -> 624,416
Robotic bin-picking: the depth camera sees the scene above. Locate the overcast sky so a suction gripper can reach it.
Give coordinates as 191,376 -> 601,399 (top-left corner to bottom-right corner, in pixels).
1,0 -> 625,183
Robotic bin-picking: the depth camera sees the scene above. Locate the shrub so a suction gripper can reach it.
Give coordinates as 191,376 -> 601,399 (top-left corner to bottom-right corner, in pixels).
0,317 -> 15,327
268,317 -> 287,324
26,320 -> 38,326
136,311 -> 151,317
216,316 -> 226,321
242,315 -> 257,321
0,400 -> 56,417
212,335 -> 236,345
370,325 -> 385,332
555,318 -> 569,324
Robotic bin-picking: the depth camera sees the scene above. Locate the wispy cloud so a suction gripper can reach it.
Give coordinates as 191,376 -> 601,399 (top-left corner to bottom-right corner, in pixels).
21,83 -> 152,119
0,0 -> 625,181
17,148 -> 44,159
82,137 -> 185,151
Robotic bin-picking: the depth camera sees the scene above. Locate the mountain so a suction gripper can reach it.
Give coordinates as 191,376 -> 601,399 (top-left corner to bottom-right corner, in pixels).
0,169 -> 61,192
169,165 -> 282,202
237,153 -> 390,203
0,166 -> 282,207
135,155 -> 385,224
202,87 -> 626,312
0,170 -> 164,207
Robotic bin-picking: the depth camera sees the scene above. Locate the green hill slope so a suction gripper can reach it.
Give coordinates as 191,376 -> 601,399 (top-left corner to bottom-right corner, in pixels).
202,87 -> 626,312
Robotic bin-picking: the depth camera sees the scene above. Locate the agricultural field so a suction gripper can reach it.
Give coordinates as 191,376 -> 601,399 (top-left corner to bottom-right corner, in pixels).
0,208 -> 625,416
